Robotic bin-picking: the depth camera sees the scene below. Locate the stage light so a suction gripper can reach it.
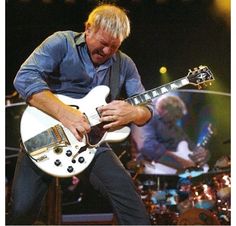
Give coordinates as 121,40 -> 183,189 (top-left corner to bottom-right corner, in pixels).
211,0 -> 230,26
159,66 -> 167,74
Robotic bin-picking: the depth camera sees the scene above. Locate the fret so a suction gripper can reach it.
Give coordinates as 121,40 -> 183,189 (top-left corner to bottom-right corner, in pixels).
150,89 -> 160,98
139,94 -> 147,103
143,93 -> 152,101
136,95 -> 143,103
147,90 -> 154,99
126,76 -> 190,106
170,82 -> 180,89
133,97 -> 141,105
160,86 -> 169,94
127,98 -> 135,105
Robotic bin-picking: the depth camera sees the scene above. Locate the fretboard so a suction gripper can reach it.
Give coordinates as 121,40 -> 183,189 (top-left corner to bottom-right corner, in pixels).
126,76 -> 189,105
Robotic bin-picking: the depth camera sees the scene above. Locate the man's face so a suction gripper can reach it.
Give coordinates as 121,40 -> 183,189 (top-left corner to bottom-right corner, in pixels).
157,104 -> 182,124
85,26 -> 122,66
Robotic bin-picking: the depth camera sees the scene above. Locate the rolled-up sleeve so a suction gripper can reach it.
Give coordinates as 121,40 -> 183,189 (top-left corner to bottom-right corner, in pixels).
14,32 -> 66,100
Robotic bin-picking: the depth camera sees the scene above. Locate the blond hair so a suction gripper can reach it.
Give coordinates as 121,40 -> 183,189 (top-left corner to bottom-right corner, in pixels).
85,4 -> 130,41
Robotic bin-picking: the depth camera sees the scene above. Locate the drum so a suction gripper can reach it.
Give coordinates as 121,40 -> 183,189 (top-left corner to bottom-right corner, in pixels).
150,212 -> 179,225
212,173 -> 231,200
151,190 -> 167,205
190,183 -> 216,209
166,189 -> 178,206
177,208 -> 220,225
212,173 -> 231,224
150,189 -> 178,205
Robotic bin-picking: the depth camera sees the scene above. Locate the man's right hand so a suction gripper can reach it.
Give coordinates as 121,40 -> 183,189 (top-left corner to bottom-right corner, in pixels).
28,90 -> 91,141
58,105 -> 91,141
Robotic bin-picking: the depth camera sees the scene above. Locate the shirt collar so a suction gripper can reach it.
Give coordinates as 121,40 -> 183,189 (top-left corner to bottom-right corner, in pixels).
75,32 -> 86,46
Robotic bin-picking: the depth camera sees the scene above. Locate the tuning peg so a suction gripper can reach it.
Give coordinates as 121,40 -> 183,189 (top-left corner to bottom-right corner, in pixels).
208,82 -> 212,86
199,65 -> 204,69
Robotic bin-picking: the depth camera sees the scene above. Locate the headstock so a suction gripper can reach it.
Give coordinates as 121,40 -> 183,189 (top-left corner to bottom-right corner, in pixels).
187,65 -> 215,89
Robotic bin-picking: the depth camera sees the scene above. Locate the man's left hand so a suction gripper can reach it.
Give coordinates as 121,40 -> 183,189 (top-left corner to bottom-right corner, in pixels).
189,147 -> 210,167
98,100 -> 136,129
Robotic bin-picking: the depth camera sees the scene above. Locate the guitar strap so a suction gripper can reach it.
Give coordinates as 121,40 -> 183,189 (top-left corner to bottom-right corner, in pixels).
105,50 -> 121,102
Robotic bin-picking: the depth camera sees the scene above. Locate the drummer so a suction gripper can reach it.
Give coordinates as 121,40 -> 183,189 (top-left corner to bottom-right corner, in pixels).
176,177 -> 193,213
131,94 -> 210,175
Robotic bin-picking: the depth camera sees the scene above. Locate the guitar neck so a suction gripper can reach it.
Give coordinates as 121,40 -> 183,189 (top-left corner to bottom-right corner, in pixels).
126,76 -> 189,106
195,123 -> 213,149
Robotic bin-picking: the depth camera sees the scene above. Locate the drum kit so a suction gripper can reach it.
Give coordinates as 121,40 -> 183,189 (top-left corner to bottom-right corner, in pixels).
127,159 -> 231,225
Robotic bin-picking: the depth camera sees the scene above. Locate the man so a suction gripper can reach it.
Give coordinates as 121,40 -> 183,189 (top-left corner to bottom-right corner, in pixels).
7,4 -> 152,225
131,95 -> 210,175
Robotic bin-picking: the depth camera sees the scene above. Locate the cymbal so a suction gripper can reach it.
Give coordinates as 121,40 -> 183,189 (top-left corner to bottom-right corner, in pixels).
143,179 -> 156,186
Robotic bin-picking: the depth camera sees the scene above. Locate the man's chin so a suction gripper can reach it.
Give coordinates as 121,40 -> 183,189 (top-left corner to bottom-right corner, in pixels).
92,57 -> 107,65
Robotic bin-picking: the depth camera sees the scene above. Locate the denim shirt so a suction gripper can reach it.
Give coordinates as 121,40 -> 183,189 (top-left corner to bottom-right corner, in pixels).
14,30 -> 149,153
14,30 -> 146,101
133,113 -> 195,162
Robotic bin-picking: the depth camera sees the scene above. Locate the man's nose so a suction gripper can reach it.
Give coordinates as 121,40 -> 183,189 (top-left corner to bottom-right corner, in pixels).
102,46 -> 112,55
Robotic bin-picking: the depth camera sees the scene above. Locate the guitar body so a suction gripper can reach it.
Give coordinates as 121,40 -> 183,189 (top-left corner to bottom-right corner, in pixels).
21,86 -> 130,177
143,141 -> 209,177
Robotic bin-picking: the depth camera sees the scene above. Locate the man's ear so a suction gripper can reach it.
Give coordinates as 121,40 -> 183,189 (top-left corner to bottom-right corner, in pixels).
85,24 -> 92,35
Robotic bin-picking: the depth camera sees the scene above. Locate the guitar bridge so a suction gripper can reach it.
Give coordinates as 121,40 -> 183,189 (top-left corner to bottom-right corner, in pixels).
24,124 -> 70,155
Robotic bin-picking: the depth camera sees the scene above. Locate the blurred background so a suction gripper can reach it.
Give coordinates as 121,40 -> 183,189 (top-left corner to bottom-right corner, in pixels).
5,0 -> 231,224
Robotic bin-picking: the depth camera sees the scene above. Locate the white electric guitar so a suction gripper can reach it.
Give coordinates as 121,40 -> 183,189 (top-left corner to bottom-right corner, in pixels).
142,123 -> 214,177
20,65 -> 214,177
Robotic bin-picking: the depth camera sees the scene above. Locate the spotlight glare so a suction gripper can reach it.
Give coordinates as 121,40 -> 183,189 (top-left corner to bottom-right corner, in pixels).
159,66 -> 167,74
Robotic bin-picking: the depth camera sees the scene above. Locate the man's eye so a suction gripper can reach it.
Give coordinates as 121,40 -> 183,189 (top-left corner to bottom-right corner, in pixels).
100,42 -> 107,46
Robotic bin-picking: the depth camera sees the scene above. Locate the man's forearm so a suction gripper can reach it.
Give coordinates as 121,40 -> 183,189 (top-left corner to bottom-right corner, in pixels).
27,90 -> 74,121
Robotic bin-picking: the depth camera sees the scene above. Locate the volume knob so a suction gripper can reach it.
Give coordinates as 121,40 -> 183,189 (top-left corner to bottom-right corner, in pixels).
66,150 -> 72,157
78,157 -> 85,163
67,166 -> 74,173
54,159 -> 61,166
